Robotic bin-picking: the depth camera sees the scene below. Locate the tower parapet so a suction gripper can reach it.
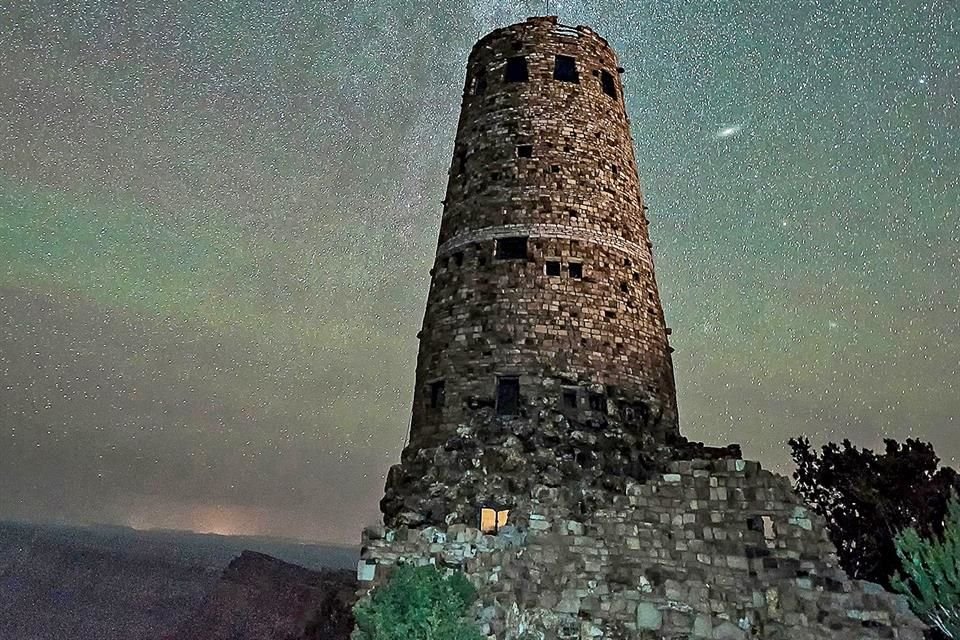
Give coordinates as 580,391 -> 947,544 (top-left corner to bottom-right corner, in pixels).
409,16 -> 678,452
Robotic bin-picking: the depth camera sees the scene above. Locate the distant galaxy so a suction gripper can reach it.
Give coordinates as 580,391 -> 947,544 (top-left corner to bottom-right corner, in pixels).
715,124 -> 745,139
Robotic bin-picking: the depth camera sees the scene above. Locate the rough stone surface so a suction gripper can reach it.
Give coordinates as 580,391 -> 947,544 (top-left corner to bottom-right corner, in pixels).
362,461 -> 926,640
174,551 -> 356,640
403,15 -> 679,456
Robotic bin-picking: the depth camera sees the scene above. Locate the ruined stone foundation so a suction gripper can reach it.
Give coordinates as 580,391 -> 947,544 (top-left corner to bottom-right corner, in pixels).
361,449 -> 925,640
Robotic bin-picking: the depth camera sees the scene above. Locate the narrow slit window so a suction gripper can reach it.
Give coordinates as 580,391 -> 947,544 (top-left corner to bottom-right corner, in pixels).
554,55 -> 579,83
495,236 -> 528,260
516,144 -> 533,158
601,70 -> 618,98
504,56 -> 529,82
496,376 -> 520,416
589,392 -> 607,413
568,262 -> 583,279
429,380 -> 445,409
473,71 -> 487,95
545,260 -> 561,276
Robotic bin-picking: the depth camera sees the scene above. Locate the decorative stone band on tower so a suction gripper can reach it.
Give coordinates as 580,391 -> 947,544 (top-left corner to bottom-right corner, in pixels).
408,16 -> 678,451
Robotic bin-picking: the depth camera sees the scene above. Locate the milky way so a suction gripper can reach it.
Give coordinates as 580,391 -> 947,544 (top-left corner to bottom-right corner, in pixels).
1,0 -> 957,543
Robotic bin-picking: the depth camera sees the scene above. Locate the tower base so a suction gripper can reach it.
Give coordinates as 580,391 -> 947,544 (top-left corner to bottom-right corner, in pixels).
361,423 -> 925,639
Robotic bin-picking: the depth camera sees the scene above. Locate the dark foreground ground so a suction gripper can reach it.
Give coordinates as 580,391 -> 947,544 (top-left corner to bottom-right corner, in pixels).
0,521 -> 357,640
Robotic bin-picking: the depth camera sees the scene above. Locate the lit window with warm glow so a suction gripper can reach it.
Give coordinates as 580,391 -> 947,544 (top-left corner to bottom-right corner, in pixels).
479,507 -> 509,533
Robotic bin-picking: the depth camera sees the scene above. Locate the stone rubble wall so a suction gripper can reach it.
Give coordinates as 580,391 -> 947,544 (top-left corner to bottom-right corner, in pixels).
360,458 -> 925,640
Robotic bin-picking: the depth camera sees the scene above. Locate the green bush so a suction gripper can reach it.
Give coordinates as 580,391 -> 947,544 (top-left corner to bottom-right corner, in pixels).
893,493 -> 960,638
354,564 -> 485,640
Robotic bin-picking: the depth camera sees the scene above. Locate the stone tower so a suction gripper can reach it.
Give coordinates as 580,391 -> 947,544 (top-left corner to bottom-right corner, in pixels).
362,18 -> 925,640
408,16 -> 678,451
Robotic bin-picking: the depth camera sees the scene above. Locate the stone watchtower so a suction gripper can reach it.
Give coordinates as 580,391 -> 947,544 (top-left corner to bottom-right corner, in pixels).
408,17 -> 678,452
363,18 -> 925,640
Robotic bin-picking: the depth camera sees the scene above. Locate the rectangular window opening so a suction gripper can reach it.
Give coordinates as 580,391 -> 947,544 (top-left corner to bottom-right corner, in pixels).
554,55 -> 579,83
516,144 -> 533,158
605,310 -> 617,319
453,252 -> 464,267
545,260 -> 562,276
601,70 -> 618,98
429,380 -> 446,409
495,236 -> 528,260
568,262 -> 583,279
480,507 -> 510,533
504,56 -> 529,83
589,392 -> 607,413
496,376 -> 520,416
562,387 -> 578,410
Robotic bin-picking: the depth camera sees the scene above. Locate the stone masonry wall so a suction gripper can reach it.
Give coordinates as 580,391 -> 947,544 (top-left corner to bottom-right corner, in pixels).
408,16 -> 678,450
361,459 -> 925,640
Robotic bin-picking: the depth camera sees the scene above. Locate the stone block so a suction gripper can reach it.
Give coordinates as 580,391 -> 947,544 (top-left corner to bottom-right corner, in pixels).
636,602 -> 663,630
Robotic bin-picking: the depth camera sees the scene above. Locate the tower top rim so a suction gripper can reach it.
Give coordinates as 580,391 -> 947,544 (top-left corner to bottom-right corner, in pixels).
472,16 -> 613,55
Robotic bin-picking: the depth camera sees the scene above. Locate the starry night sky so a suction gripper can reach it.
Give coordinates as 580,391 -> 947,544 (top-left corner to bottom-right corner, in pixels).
1,0 -> 957,544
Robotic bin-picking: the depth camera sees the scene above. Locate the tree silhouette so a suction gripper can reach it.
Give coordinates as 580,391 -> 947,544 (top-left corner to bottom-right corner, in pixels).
789,437 -> 958,587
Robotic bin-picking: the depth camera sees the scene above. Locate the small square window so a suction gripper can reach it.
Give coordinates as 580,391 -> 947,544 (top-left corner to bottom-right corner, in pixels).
568,262 -> 583,279
517,144 -> 533,158
505,56 -> 529,83
429,380 -> 445,409
545,260 -> 561,276
554,55 -> 579,83
495,237 -> 528,260
480,506 -> 510,533
600,70 -> 618,98
605,310 -> 616,319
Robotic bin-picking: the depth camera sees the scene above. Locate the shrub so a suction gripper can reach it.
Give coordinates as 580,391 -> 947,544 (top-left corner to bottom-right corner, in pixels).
893,493 -> 960,639
354,564 -> 485,640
